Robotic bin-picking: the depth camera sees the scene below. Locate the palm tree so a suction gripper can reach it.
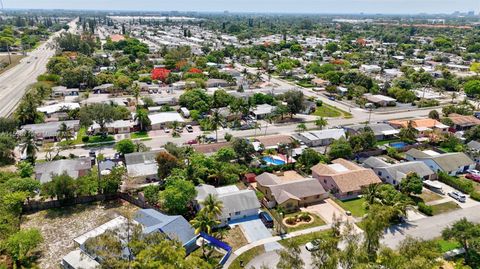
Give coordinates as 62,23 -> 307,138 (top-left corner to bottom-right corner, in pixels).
21,130 -> 38,164
296,123 -> 307,132
170,121 -> 180,137
131,82 -> 141,106
264,114 -> 276,136
211,109 -> 223,142
363,183 -> 381,205
57,122 -> 73,142
253,122 -> 261,137
134,108 -> 150,131
200,194 -> 224,218
190,211 -> 220,258
315,117 -> 328,130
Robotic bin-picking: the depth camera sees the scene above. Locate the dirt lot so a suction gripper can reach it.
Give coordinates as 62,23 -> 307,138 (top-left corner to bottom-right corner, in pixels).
0,54 -> 24,75
21,200 -> 139,269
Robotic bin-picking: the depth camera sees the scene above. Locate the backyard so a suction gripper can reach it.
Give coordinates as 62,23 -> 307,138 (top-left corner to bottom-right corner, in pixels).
20,200 -> 139,269
334,197 -> 367,217
222,226 -> 249,251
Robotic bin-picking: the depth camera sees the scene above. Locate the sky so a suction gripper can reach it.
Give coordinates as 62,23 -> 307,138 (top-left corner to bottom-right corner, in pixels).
4,0 -> 479,14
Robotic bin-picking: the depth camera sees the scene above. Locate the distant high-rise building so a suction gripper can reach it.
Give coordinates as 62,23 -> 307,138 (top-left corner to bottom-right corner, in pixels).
467,11 -> 475,16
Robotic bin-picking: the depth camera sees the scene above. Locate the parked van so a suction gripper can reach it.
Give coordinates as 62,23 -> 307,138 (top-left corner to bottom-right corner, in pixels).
180,107 -> 190,118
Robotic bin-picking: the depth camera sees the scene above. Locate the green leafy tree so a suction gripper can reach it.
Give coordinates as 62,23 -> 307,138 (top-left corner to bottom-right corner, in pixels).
156,151 -> 179,179
57,122 -> 73,142
41,172 -> 76,200
464,80 -> 480,96
3,229 -> 43,269
276,240 -> 305,269
442,218 -> 480,266
159,179 -> 196,215
79,103 -> 124,137
142,184 -> 161,205
328,137 -> 353,160
0,133 -> 16,166
134,108 -> 151,131
315,117 -> 328,130
231,138 -> 256,164
400,173 -> 423,195
398,121 -> 418,143
428,110 -> 439,120
283,90 -> 305,118
295,148 -> 327,173
20,130 -> 38,164
115,139 -> 136,155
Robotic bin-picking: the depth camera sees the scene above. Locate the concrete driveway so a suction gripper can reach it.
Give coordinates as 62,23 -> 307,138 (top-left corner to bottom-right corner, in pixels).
433,181 -> 479,209
302,199 -> 349,224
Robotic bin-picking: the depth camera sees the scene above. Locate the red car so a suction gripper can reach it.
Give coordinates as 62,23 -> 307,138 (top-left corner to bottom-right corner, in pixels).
186,139 -> 198,145
465,173 -> 480,183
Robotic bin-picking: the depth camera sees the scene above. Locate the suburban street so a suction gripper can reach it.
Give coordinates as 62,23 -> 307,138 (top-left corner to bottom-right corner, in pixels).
0,18 -> 78,117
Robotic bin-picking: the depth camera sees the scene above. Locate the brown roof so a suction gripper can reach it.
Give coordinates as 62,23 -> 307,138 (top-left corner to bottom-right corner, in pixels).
388,118 -> 441,128
192,142 -> 231,154
311,158 -> 381,194
255,135 -> 293,148
448,114 -> 480,127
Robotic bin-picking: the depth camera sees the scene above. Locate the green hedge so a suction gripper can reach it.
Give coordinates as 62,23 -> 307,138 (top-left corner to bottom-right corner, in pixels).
418,202 -> 433,216
438,172 -> 475,193
470,191 -> 480,202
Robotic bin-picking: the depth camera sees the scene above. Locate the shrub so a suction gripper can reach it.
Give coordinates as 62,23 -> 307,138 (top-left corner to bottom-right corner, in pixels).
299,212 -> 311,222
224,132 -> 233,142
285,217 -> 297,225
469,191 -> 480,202
81,136 -> 90,143
418,202 -> 433,216
438,172 -> 474,194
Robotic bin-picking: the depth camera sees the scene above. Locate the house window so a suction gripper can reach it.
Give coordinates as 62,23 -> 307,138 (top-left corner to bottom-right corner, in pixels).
316,195 -> 320,199
393,180 -> 396,185
378,171 -> 382,176
235,211 -> 241,216
324,179 -> 327,184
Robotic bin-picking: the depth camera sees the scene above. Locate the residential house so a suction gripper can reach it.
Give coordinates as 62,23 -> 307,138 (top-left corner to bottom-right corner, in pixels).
255,171 -> 328,212
93,83 -> 114,94
389,118 -> 449,138
251,104 -> 275,119
207,78 -> 231,88
134,209 -> 198,253
254,135 -> 294,151
311,78 -> 329,87
466,140 -> 480,164
344,123 -> 399,141
35,158 -> 92,184
125,150 -> 165,180
363,156 -> 435,186
52,86 -> 79,97
195,184 -> 260,226
360,64 -> 382,73
61,249 -> 100,269
148,112 -> 185,130
37,102 -> 81,119
311,158 -> 382,200
405,149 -> 475,176
294,128 -> 346,147
363,94 -> 396,107
20,120 -> 80,142
192,142 -> 232,155
89,120 -> 133,135
447,114 -> 480,131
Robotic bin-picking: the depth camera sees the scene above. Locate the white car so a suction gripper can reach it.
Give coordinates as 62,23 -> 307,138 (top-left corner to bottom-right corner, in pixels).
449,191 -> 466,203
164,128 -> 171,133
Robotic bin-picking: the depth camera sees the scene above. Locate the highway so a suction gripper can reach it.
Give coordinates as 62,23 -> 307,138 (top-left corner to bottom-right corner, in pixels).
0,18 -> 78,117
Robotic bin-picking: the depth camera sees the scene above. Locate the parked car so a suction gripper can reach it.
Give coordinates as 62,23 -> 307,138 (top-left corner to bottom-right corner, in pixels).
186,139 -> 198,145
186,125 -> 194,132
305,241 -> 320,252
466,169 -> 480,175
164,128 -> 170,133
205,136 -> 217,143
466,173 -> 480,183
449,191 -> 466,203
175,127 -> 183,133
259,211 -> 274,228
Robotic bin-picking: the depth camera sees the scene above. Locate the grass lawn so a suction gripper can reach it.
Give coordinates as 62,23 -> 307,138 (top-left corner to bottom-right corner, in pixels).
222,226 -> 248,251
131,131 -> 149,139
438,147 -> 453,153
434,238 -> 461,253
284,212 -> 326,233
228,245 -> 265,269
297,82 -> 315,88
86,135 -> 115,144
334,197 -> 367,217
279,229 -> 331,247
313,104 -> 342,117
57,127 -> 87,146
411,189 -> 443,204
431,201 -> 460,215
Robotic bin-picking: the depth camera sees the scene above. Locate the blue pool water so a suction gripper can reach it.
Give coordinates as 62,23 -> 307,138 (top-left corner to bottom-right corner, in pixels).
390,142 -> 408,149
263,156 -> 286,165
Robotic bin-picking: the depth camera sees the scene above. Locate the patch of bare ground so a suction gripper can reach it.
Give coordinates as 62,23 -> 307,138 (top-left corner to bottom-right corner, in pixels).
20,199 -> 139,269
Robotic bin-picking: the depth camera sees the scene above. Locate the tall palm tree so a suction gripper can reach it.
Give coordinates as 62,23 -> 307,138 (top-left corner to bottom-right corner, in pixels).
21,130 -> 38,164
264,114 -> 276,136
190,211 -> 219,235
315,117 -> 328,130
134,108 -> 150,131
131,82 -> 141,106
170,121 -> 180,137
200,194 -> 224,218
211,109 -> 223,142
253,122 -> 261,137
57,122 -> 73,142
363,183 -> 381,205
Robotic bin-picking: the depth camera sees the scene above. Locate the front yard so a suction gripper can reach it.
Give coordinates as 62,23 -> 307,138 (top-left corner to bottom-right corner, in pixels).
279,229 -> 331,247
313,103 -> 346,118
411,189 -> 444,204
431,201 -> 460,215
228,245 -> 265,269
283,212 -> 326,233
221,226 -> 249,251
334,197 -> 367,217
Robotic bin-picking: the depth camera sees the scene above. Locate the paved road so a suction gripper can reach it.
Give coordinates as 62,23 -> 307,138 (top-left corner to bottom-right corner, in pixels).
0,19 -> 78,117
245,204 -> 480,268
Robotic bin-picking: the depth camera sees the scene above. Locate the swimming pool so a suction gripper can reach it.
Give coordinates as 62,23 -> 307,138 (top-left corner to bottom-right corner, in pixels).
263,156 -> 286,165
390,141 -> 408,149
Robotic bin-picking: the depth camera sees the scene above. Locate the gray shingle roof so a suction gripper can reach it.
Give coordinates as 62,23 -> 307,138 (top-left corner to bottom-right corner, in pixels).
35,158 -> 91,184
364,157 -> 435,181
431,153 -> 474,172
134,209 -> 196,245
467,140 -> 480,151
347,123 -> 397,137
